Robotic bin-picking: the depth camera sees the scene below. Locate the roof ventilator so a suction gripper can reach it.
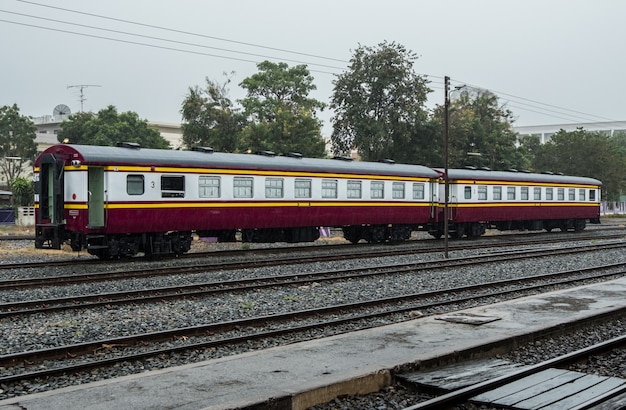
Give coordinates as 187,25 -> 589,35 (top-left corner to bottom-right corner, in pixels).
332,156 -> 353,161
256,150 -> 276,157
117,142 -> 141,149
191,146 -> 214,153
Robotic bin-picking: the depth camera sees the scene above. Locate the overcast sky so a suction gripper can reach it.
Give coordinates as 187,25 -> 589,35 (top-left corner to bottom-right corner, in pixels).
2,0 -> 625,136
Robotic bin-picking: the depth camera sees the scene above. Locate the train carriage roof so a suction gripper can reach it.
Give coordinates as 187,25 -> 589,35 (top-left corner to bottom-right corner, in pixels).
36,144 -> 440,179
437,168 -> 602,186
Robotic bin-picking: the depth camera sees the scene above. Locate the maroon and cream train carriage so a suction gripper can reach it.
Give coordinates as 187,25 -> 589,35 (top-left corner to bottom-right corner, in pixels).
431,168 -> 602,239
34,143 -> 440,258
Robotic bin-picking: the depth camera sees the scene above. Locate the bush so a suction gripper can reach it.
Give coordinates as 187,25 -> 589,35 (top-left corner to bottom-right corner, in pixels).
10,177 -> 34,207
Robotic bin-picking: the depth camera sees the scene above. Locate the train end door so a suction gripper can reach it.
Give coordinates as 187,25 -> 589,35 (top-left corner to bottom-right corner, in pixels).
35,154 -> 65,249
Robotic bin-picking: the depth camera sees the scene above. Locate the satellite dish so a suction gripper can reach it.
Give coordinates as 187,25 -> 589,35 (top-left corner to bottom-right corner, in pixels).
53,104 -> 71,116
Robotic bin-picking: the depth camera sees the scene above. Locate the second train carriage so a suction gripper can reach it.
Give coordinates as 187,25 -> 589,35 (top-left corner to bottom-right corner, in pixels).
430,168 -> 602,238
34,143 -> 440,258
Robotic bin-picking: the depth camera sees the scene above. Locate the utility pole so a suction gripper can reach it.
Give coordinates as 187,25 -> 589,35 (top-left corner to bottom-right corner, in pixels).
67,84 -> 101,112
444,75 -> 450,259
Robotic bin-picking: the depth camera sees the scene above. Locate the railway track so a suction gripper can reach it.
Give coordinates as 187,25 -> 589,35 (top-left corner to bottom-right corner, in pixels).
1,254 -> 625,392
403,335 -> 626,409
2,229 -> 625,288
2,241 -> 626,316
1,225 -> 624,272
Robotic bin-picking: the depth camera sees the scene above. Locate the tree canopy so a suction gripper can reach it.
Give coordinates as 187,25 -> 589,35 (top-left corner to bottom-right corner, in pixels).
428,89 -> 524,170
181,62 -> 327,157
330,41 -> 431,162
239,61 -> 327,157
58,105 -> 170,149
531,128 -> 625,201
0,104 -> 37,186
181,73 -> 245,152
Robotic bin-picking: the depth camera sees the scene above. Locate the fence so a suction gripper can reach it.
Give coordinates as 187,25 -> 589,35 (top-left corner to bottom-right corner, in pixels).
0,208 -> 14,225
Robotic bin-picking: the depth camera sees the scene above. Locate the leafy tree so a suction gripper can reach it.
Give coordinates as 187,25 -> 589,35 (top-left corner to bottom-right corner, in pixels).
58,105 -> 170,149
427,89 -> 522,170
330,41 -> 431,162
0,104 -> 37,186
239,61 -> 327,157
532,128 -> 625,201
10,176 -> 34,207
181,73 -> 245,152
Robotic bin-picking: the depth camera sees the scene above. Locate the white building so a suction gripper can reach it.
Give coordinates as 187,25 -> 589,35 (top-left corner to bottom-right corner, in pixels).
514,121 -> 626,144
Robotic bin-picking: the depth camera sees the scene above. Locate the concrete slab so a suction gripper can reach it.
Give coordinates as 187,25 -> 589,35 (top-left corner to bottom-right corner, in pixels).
2,278 -> 626,410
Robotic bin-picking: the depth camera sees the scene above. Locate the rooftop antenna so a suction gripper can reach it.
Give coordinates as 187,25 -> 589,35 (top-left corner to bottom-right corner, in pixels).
67,84 -> 101,112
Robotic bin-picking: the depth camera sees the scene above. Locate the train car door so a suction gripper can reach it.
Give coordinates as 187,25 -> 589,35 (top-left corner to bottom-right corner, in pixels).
88,167 -> 105,228
35,154 -> 65,249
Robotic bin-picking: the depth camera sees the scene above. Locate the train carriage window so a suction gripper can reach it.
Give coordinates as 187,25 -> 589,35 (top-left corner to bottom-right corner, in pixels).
322,179 -> 338,199
534,187 -> 541,200
234,177 -> 253,198
295,178 -> 312,198
392,182 -> 405,199
589,190 -> 596,201
199,176 -> 220,198
127,175 -> 144,195
161,176 -> 185,198
347,180 -> 362,199
579,189 -> 586,201
521,187 -> 529,200
464,186 -> 472,199
507,187 -> 516,200
546,188 -> 554,200
413,183 -> 425,200
478,186 -> 487,200
493,186 -> 502,200
568,188 -> 576,201
265,178 -> 284,198
557,188 -> 564,201
370,181 -> 384,199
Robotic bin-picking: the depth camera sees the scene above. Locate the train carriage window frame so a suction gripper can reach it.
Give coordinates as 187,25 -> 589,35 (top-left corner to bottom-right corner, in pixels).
392,182 -> 405,199
347,180 -> 362,199
507,187 -> 516,200
493,186 -> 502,200
161,175 -> 185,198
579,189 -> 586,201
521,187 -> 529,200
265,177 -> 284,198
412,183 -> 425,200
295,178 -> 312,198
589,189 -> 596,201
478,186 -> 487,200
568,188 -> 576,201
322,179 -> 338,199
464,186 -> 472,200
127,174 -> 145,195
370,181 -> 384,199
558,188 -> 565,201
199,176 -> 221,198
534,187 -> 541,200
546,187 -> 554,200
234,177 -> 254,198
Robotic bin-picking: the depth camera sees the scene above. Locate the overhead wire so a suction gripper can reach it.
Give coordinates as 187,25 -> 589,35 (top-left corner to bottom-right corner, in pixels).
0,10 -> 346,72
4,1 -> 619,126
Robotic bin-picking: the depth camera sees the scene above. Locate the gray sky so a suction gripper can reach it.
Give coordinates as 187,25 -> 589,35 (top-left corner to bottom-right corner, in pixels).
2,0 -> 625,136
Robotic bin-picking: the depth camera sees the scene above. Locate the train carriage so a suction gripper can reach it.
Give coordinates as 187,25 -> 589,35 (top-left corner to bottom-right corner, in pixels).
34,143 -> 440,258
432,168 -> 602,238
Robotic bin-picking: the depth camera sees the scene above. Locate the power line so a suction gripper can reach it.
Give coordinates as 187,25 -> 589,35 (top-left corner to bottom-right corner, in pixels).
16,0 -> 348,64
0,10 -> 346,71
6,2 -> 618,126
0,18 -> 339,76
